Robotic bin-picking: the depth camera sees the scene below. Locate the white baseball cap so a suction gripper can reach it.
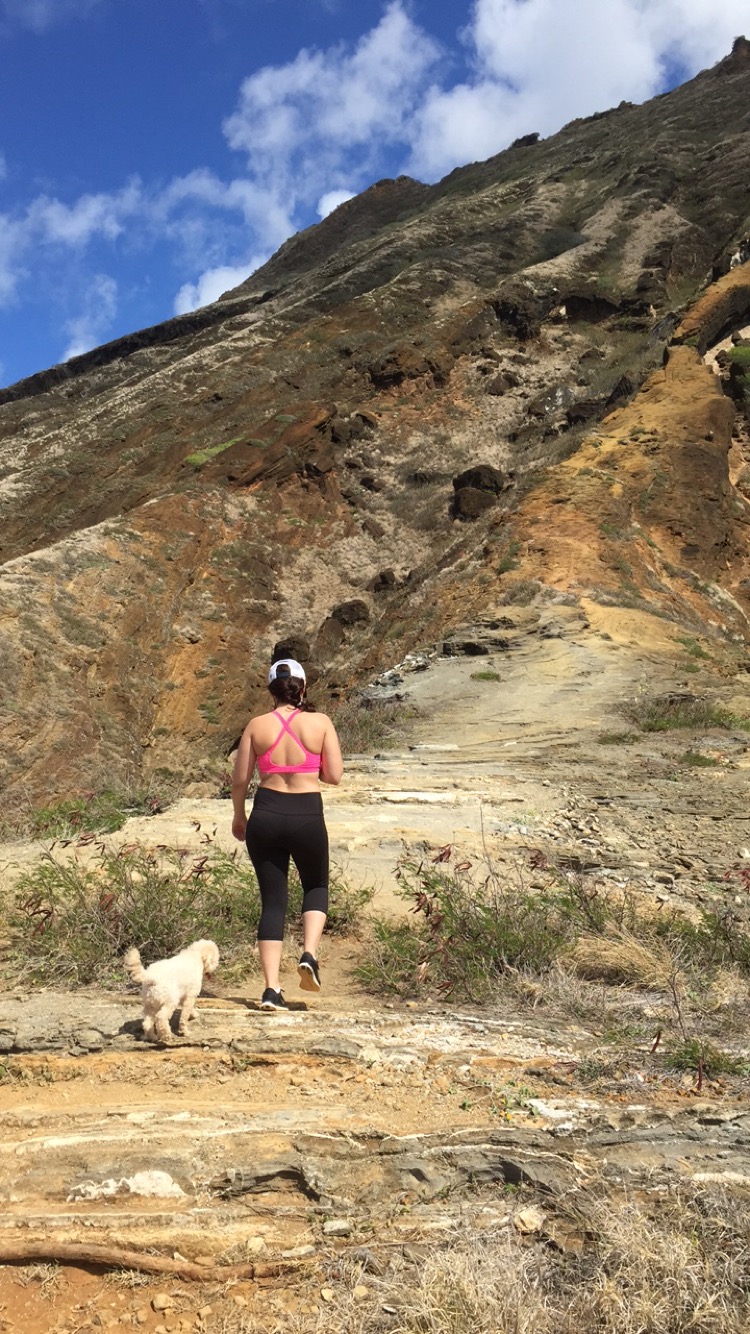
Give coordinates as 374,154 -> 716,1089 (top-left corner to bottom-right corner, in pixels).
267,658 -> 306,684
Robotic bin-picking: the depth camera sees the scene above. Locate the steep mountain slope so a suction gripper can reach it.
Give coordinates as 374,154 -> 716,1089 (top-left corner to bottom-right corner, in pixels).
1,39 -> 750,810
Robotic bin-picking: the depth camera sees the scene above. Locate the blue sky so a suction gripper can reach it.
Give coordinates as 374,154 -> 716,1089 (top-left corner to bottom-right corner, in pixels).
0,0 -> 746,388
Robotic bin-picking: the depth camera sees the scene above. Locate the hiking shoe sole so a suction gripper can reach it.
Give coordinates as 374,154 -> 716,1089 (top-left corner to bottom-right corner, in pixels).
298,953 -> 321,992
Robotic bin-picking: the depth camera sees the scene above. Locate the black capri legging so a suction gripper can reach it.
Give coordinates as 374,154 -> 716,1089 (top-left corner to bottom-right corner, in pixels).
245,788 -> 329,941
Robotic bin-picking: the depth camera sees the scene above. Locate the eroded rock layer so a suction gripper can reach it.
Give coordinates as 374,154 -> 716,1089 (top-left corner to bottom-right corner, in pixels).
1,42 -> 750,806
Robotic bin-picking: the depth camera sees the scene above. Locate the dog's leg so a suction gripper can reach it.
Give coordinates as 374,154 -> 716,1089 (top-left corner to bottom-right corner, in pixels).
153,1007 -> 174,1045
177,995 -> 197,1036
142,1014 -> 155,1041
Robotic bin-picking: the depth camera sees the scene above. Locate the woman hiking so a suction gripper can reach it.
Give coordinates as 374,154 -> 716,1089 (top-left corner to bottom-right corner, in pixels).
231,658 -> 343,1010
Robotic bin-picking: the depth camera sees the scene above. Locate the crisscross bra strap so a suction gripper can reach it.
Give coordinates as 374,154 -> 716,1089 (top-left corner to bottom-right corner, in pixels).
271,708 -> 302,742
257,709 -> 322,775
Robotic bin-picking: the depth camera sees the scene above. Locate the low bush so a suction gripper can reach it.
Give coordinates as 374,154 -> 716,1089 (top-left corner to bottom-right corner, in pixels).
679,750 -> 720,767
353,853 -> 618,1002
184,437 -> 240,469
330,697 -> 418,754
728,345 -> 750,371
5,787 -> 170,842
622,694 -> 744,732
352,849 -> 750,1076
667,1037 -> 749,1079
1,845 -> 372,987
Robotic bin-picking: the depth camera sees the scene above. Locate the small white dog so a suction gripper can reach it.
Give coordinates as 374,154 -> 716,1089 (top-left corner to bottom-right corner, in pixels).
124,939 -> 219,1043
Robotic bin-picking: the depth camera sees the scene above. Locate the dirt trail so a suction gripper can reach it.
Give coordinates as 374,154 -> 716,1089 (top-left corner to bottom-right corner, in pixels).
1,604 -> 750,1329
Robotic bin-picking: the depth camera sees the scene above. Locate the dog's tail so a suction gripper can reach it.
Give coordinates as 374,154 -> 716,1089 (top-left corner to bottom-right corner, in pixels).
123,947 -> 147,984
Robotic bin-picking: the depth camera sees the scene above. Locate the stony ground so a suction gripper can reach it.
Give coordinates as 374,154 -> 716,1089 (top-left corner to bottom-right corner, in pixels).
1,602 -> 750,1331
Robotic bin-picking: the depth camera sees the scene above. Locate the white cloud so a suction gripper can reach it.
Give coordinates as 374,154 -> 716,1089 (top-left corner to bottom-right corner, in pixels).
30,180 -> 142,247
408,0 -> 750,179
0,183 -> 140,313
0,213 -> 28,305
317,189 -> 356,218
173,261 -> 260,314
169,3 -> 442,321
158,169 -> 294,255
223,2 -> 441,202
0,0 -> 105,31
636,0 -> 748,72
62,273 -> 118,360
408,79 -> 529,181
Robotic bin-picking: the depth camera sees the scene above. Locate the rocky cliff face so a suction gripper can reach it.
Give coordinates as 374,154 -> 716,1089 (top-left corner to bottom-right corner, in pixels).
2,40 -> 750,810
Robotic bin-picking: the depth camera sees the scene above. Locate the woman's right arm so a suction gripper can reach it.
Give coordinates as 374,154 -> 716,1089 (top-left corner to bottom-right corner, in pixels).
231,723 -> 257,839
320,718 -> 344,786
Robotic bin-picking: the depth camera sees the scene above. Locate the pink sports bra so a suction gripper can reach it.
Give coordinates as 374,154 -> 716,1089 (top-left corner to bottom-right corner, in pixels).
256,709 -> 322,776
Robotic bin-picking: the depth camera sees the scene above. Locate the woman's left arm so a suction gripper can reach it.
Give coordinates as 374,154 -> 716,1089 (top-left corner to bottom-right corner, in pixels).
320,717 -> 344,786
231,724 -> 257,840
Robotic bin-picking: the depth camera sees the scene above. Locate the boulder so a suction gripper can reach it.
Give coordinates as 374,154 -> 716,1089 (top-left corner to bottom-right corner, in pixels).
331,599 -> 370,626
453,487 -> 497,520
369,347 -> 451,388
486,371 -> 520,396
314,617 -> 345,658
368,569 -> 397,593
452,465 -> 507,495
272,636 -> 311,664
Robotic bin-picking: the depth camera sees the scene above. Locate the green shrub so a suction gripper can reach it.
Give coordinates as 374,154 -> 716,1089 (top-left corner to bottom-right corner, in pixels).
2,846 -> 371,987
676,636 -> 710,660
353,852 -> 750,1004
501,578 -> 541,605
728,346 -> 750,371
470,670 -> 501,682
532,226 -> 587,263
353,856 -> 606,1001
622,695 -> 742,732
4,846 -> 258,986
28,789 -> 168,840
330,697 -> 418,754
679,750 -> 720,767
651,903 -> 750,974
497,541 -> 521,574
323,867 -> 374,936
667,1037 -> 748,1078
353,918 -> 424,995
184,437 -> 240,469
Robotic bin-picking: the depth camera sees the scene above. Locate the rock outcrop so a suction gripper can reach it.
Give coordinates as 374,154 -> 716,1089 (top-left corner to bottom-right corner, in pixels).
1,44 -> 750,808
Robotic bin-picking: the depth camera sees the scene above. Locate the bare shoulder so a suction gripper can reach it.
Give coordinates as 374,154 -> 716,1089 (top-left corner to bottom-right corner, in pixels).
315,712 -> 341,733
246,711 -> 272,742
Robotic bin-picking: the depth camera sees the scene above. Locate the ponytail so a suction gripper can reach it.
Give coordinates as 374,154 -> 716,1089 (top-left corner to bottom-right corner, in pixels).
268,676 -> 316,711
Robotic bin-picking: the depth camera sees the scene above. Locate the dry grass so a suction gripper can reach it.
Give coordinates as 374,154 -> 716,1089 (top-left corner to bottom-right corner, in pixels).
705,966 -> 750,1011
331,697 -> 420,755
0,844 -> 371,987
568,929 -> 676,988
15,1263 -> 66,1301
565,1190 -> 750,1334
209,1186 -> 750,1332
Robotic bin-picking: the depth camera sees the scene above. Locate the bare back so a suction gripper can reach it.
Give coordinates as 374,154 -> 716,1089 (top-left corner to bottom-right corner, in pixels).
248,708 -> 342,792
